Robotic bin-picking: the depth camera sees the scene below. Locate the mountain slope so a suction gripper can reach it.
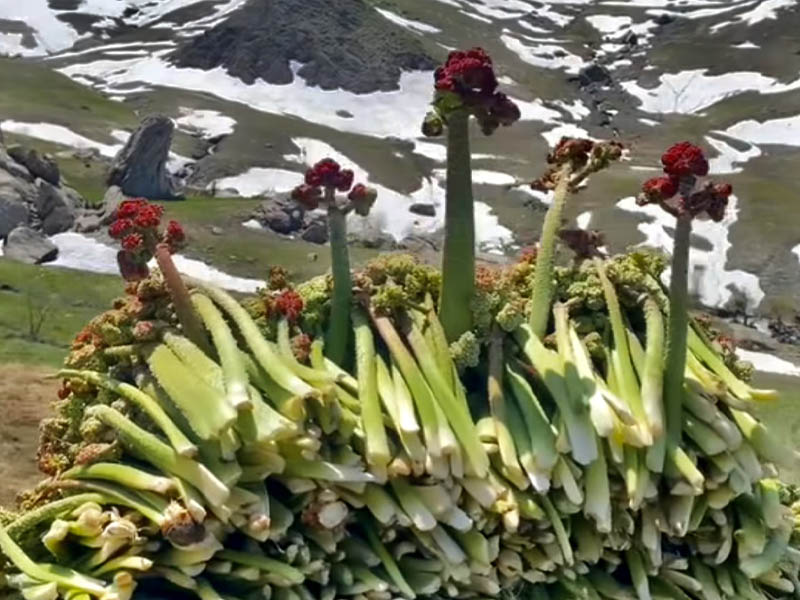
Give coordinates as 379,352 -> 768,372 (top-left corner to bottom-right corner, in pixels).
1,0 -> 800,316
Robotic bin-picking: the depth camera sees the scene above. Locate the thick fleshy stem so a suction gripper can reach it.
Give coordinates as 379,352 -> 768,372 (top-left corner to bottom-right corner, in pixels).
325,189 -> 352,366
664,214 -> 691,449
439,110 -> 475,342
154,244 -> 213,357
528,163 -> 573,337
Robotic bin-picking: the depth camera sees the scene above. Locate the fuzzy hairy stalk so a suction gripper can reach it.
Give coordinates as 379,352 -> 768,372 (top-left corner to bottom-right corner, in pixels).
326,193 -> 352,366
664,215 -> 691,448
528,163 -> 573,337
439,110 -> 475,342
154,244 -> 212,356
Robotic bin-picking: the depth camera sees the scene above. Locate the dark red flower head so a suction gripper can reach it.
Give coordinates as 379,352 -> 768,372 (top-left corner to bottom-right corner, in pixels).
109,218 -> 134,239
306,158 -> 342,188
348,184 -> 378,216
661,142 -> 709,178
121,233 -> 144,252
639,176 -> 679,206
336,169 -> 355,192
274,289 -> 304,322
291,183 -> 323,211
116,199 -> 147,220
134,204 -> 163,229
428,47 -> 520,137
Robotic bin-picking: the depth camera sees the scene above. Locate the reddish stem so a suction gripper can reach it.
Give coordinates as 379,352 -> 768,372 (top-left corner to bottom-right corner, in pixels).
155,243 -> 213,356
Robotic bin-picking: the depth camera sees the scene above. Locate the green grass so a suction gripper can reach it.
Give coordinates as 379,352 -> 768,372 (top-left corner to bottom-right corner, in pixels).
0,260 -> 123,366
159,196 -> 382,282
753,372 -> 800,484
0,58 -> 136,142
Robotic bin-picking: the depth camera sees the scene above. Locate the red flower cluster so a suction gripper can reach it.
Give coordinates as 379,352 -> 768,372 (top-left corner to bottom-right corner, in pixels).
291,158 -> 376,218
661,141 -> 709,178
640,175 -> 679,203
292,183 -> 323,211
274,289 -> 304,322
108,198 -> 186,281
305,159 -> 354,192
429,48 -> 520,136
638,143 -> 730,221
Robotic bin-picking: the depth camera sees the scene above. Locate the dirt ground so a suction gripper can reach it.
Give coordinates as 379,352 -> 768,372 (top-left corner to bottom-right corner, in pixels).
0,363 -> 57,508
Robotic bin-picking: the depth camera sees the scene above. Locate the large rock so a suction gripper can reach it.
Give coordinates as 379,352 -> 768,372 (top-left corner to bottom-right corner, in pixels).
107,115 -> 181,199
258,197 -> 304,234
0,146 -> 34,182
7,145 -> 60,185
3,225 -> 58,264
0,168 -> 35,238
170,0 -> 435,94
35,180 -> 77,235
100,186 -> 126,224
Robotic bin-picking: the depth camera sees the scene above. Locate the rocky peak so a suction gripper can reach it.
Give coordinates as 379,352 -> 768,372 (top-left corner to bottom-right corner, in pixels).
170,0 -> 436,94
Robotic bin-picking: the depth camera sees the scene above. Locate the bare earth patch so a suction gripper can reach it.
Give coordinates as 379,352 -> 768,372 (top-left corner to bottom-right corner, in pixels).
0,363 -> 56,508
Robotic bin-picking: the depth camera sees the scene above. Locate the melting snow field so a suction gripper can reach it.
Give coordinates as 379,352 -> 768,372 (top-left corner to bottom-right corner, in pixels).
0,120 -> 124,157
622,69 -> 800,114
617,195 -> 765,311
0,233 -> 265,294
736,348 -> 800,377
175,108 -> 236,139
217,137 -> 513,251
58,57 -> 561,140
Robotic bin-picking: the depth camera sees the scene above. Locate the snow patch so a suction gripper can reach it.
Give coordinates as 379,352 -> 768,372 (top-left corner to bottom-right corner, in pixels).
375,8 -> 441,33
705,136 -> 762,174
541,124 -> 591,147
622,69 -> 800,114
0,120 -> 122,157
722,115 -> 800,147
213,168 -> 303,197
501,33 -> 586,74
736,348 -> 800,377
617,195 -> 764,311
175,108 -> 236,139
59,57 -> 557,140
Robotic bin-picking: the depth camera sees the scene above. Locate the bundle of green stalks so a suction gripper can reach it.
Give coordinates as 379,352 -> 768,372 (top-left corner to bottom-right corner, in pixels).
0,246 -> 797,600
3,47 -> 800,600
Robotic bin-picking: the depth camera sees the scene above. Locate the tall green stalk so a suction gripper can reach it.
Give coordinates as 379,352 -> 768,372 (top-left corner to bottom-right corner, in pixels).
528,163 -> 573,338
664,215 -> 691,448
326,190 -> 352,366
439,110 -> 474,343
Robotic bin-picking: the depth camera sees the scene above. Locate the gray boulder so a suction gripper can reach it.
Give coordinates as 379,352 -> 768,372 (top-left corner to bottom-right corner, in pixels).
0,146 -> 33,182
36,180 -> 77,235
7,145 -> 60,185
100,185 -> 126,224
3,225 -> 58,264
107,115 -> 181,199
301,220 -> 328,244
258,197 -> 304,234
0,168 -> 35,238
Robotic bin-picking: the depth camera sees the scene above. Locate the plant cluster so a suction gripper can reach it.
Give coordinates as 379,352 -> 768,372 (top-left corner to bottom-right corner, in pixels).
1,49 -> 797,600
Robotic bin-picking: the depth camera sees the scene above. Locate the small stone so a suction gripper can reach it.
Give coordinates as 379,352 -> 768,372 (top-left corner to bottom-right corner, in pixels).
3,226 -> 58,264
211,226 -> 223,235
336,110 -> 354,118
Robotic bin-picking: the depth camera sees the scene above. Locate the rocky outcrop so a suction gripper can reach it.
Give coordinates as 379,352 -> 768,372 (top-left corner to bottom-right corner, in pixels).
170,0 -> 435,94
7,146 -> 60,185
0,136 -> 86,240
107,115 -> 181,199
0,168 -> 34,238
35,180 -> 78,235
74,186 -> 128,233
3,225 -> 58,264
